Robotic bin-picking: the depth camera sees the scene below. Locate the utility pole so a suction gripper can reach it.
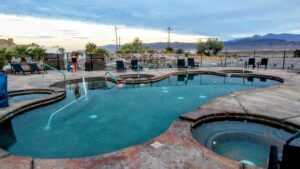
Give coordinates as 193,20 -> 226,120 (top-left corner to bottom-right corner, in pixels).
119,36 -> 121,49
114,26 -> 119,51
166,26 -> 172,48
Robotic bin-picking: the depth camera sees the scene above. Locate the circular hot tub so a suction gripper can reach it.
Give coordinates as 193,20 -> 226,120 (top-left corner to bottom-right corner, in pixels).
118,74 -> 154,83
192,120 -> 300,168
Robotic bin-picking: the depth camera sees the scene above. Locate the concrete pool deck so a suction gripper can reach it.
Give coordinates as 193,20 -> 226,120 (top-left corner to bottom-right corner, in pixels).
0,68 -> 300,169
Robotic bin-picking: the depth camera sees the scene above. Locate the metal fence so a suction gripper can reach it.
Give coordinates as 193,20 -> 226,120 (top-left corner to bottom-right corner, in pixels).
201,50 -> 300,71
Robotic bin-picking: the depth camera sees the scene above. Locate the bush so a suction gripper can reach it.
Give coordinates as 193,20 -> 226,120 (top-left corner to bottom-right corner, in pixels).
197,38 -> 224,56
176,48 -> 184,54
294,49 -> 300,57
165,47 -> 174,53
0,55 -> 6,69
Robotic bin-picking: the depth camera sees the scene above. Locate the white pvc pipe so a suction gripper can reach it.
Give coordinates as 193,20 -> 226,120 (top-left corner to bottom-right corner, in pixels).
82,77 -> 88,101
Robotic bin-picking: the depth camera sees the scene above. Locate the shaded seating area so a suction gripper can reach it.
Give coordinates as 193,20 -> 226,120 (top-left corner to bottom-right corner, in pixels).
187,58 -> 199,69
116,61 -> 126,72
177,59 -> 187,69
131,60 -> 143,71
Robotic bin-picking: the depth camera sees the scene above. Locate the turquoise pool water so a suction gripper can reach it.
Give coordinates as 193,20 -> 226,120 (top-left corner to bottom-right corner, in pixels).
192,121 -> 300,168
0,74 -> 280,158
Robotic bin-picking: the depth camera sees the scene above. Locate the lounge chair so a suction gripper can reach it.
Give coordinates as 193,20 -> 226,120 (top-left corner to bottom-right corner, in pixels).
131,60 -> 143,71
259,58 -> 268,69
116,61 -> 126,72
268,132 -> 300,169
247,58 -> 255,69
28,63 -> 42,73
11,64 -> 32,75
187,58 -> 199,69
177,59 -> 187,69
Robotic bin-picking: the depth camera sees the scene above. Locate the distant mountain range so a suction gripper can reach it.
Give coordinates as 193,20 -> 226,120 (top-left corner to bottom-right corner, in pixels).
229,33 -> 300,42
102,33 -> 300,52
225,33 -> 300,51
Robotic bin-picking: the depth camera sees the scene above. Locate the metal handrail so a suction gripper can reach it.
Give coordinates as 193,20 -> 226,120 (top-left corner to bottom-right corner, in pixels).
43,63 -> 66,81
105,71 -> 118,83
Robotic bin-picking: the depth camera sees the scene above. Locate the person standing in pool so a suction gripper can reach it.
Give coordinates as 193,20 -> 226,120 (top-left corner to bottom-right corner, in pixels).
71,54 -> 78,72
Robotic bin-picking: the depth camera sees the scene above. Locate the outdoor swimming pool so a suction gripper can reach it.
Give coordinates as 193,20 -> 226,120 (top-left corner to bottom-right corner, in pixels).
0,74 -> 281,158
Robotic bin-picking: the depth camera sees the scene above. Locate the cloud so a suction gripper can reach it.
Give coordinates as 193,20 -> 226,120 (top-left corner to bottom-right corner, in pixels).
16,35 -> 54,39
0,0 -> 299,39
0,14 -> 206,50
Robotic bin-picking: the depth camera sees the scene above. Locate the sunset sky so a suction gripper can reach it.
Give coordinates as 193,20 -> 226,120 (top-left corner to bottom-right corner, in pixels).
0,0 -> 299,50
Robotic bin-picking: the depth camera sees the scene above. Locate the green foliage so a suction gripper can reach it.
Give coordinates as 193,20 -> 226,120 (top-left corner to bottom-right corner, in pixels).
0,48 -> 7,68
119,38 -> 143,54
197,38 -> 224,56
0,48 -> 13,61
71,51 -> 82,56
147,48 -> 157,54
95,48 -> 108,56
165,46 -> 174,53
116,50 -> 124,54
14,45 -> 29,57
85,42 -> 97,54
294,49 -> 300,57
58,47 -> 65,54
27,47 -> 46,60
175,48 -> 184,54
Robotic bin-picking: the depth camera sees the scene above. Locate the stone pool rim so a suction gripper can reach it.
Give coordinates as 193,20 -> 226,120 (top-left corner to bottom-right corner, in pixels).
0,70 -> 290,169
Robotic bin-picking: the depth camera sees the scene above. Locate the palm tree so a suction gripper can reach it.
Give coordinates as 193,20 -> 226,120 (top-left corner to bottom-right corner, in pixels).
28,47 -> 46,61
13,45 -> 29,63
85,43 -> 97,54
72,51 -> 82,56
95,48 -> 108,56
58,47 -> 65,54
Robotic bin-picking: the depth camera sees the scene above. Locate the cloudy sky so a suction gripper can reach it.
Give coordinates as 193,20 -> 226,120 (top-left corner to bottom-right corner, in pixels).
0,0 -> 300,50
